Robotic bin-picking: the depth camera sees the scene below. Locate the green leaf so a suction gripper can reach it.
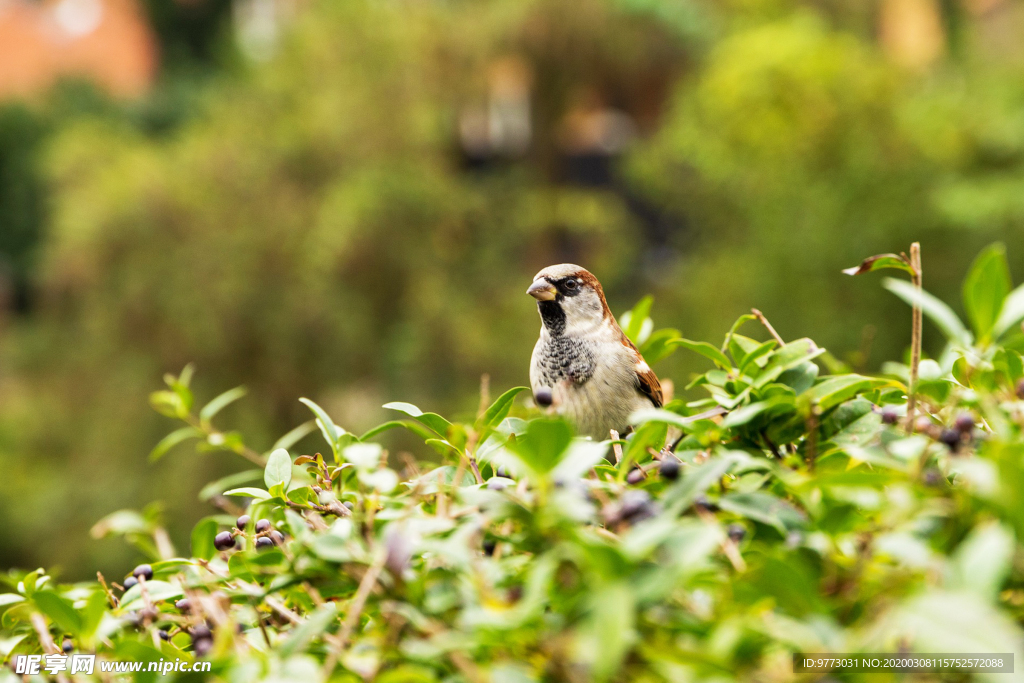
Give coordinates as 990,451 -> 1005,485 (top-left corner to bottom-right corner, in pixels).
665,454 -> 741,514
737,339 -> 777,376
994,282 -> 1024,339
271,420 -> 318,452
198,469 -> 263,501
509,418 -> 573,475
621,295 -> 654,344
802,375 -> 888,411
223,487 -> 272,501
32,592 -> 82,634
90,510 -> 150,538
191,517 -> 219,561
149,426 -> 203,463
360,419 -> 436,442
299,397 -> 342,456
264,448 -> 293,490
948,521 -> 1014,602
119,580 -> 183,609
638,327 -> 682,364
721,398 -> 791,428
717,492 -> 806,534
199,386 -> 247,425
883,278 -> 972,346
842,253 -> 915,276
382,402 -> 452,437
667,339 -> 732,369
278,603 -> 338,657
962,242 -> 1011,339
752,339 -> 825,389
477,387 -> 528,434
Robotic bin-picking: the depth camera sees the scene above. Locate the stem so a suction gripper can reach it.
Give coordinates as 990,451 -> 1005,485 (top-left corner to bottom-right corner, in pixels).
907,242 -> 923,429
751,308 -> 785,345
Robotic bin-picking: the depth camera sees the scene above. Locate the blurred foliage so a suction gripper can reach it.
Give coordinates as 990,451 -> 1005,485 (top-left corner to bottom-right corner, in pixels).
2,0 -> 1024,581
6,247 -> 1024,681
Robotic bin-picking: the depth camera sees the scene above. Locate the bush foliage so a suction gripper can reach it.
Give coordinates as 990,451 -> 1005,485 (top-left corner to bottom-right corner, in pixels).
4,243 -> 1024,681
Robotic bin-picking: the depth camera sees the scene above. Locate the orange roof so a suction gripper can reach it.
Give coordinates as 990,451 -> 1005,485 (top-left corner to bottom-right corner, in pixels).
0,0 -> 157,100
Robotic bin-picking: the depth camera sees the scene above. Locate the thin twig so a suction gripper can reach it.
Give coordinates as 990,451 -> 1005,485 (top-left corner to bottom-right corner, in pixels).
338,550 -> 387,646
751,309 -> 785,345
907,242 -> 923,430
610,429 -> 622,464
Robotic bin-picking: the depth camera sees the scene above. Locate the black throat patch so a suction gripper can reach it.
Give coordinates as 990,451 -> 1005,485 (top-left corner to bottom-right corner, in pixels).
538,300 -> 566,336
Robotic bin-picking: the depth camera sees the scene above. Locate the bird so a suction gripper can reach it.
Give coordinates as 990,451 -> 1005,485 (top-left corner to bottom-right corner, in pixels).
527,264 -> 662,439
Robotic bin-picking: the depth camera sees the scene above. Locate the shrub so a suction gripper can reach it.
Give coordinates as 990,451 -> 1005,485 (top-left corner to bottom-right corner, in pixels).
4,242 -> 1024,681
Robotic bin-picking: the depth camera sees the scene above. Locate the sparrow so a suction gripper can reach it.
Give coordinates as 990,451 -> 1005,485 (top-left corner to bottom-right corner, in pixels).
527,264 -> 663,439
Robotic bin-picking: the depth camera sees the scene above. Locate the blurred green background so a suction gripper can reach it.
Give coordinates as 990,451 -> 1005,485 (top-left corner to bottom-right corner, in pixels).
1,0 -> 1023,579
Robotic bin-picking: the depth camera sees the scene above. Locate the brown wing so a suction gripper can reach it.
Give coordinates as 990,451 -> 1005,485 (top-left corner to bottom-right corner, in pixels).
621,335 -> 663,408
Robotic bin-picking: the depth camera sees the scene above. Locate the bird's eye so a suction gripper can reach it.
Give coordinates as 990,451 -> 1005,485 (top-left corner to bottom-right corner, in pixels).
565,279 -> 578,290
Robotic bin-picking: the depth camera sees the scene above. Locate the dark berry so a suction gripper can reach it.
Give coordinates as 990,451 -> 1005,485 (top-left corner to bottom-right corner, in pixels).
1017,378 -> 1024,399
619,490 -> 658,523
626,468 -> 645,485
727,524 -> 746,543
881,406 -> 899,425
255,519 -> 271,533
192,635 -> 213,657
487,478 -> 505,491
914,416 -> 934,434
343,501 -> 354,510
213,531 -> 236,551
236,515 -> 251,530
954,412 -> 974,433
534,388 -> 553,407
191,624 -> 211,640
255,536 -> 274,550
122,576 -> 138,591
158,630 -> 169,641
270,530 -> 285,545
62,639 -> 73,654
132,564 -> 153,581
659,459 -> 680,481
923,468 -> 943,487
175,599 -> 191,613
939,429 -> 961,451
693,495 -> 716,513
482,539 -> 497,556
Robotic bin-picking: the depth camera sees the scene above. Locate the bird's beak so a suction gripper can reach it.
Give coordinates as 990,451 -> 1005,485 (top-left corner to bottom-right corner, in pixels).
527,279 -> 556,301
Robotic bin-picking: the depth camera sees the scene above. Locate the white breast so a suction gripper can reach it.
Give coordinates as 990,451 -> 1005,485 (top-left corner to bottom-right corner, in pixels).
530,321 -> 652,439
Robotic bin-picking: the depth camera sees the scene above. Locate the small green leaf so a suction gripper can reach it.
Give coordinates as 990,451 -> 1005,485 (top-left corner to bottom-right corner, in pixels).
383,402 -> 452,437
621,295 -> 654,344
278,603 -> 338,657
299,398 -> 342,456
149,426 -> 203,463
508,418 -> 573,475
884,278 -> 972,346
842,253 -> 915,276
264,448 -> 293,490
191,517 -> 219,561
803,375 -> 889,411
32,591 -> 82,635
993,282 -> 1024,339
360,420 -> 436,442
199,386 -> 247,425
962,243 -> 1011,340
223,487 -> 272,501
198,469 -> 262,501
667,339 -> 732,369
477,387 -> 528,434
271,420 -> 318,452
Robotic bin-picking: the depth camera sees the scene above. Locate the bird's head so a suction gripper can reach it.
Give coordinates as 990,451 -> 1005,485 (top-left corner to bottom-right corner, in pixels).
527,264 -> 612,335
